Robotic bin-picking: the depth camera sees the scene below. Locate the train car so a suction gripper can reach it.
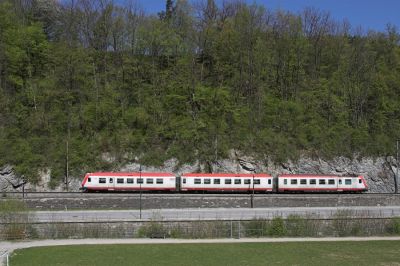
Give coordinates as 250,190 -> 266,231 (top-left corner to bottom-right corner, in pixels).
180,173 -> 273,192
278,174 -> 368,193
81,172 -> 176,192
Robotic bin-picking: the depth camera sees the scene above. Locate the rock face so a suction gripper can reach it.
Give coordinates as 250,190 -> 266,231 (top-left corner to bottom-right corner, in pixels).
0,166 -> 81,193
268,156 -> 397,193
1,154 -> 398,193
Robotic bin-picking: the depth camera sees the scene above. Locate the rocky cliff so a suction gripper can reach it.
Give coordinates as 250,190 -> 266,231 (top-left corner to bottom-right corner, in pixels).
1,154 -> 398,193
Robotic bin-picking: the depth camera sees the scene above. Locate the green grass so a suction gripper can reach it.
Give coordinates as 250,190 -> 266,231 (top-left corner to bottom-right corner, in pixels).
10,241 -> 400,266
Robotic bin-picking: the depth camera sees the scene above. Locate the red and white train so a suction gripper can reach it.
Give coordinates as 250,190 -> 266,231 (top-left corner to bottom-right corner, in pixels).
181,173 -> 273,192
81,172 -> 368,193
278,174 -> 368,193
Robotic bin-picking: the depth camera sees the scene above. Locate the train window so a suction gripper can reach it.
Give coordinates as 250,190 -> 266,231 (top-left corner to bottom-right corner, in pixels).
88,178 -> 91,182
146,178 -> 154,184
137,178 -> 143,184
254,179 -> 260,185
234,179 -> 241,184
300,179 -> 307,185
339,179 -> 342,185
328,179 -> 335,185
117,178 -> 124,184
284,179 -> 287,185
156,179 -> 163,184
183,178 -> 186,184
268,179 -> 272,185
127,178 -> 134,184
214,179 -> 220,184
194,179 -> 201,184
359,179 -> 362,184
345,179 -> 352,185
204,179 -> 211,184
319,179 -> 326,185
99,178 -> 106,184
109,178 -> 113,183
244,179 -> 251,185
225,179 -> 232,184
310,179 -> 316,185
291,179 -> 297,185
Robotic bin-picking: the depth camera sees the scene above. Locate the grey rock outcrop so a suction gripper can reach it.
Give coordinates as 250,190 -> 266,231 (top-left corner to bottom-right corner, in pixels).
0,165 -> 25,192
1,153 -> 398,193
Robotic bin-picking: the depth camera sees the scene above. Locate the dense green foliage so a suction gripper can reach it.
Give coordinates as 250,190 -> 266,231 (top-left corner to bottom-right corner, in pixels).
0,1 -> 399,183
10,241 -> 400,266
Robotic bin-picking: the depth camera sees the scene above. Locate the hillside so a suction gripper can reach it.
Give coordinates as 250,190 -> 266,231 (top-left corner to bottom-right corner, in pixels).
0,0 -> 399,187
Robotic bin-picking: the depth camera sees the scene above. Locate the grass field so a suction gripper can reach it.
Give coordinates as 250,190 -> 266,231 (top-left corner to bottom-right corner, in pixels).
10,241 -> 400,266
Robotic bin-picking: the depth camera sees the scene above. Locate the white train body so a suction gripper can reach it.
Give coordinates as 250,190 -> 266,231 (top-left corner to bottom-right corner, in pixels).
181,173 -> 273,192
278,174 -> 368,192
81,172 -> 176,192
81,172 -> 368,193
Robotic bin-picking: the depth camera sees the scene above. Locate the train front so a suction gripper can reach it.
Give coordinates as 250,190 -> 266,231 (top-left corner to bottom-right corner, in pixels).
81,173 -> 91,192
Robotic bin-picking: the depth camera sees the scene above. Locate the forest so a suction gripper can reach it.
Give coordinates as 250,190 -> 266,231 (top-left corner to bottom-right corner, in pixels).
0,0 -> 399,184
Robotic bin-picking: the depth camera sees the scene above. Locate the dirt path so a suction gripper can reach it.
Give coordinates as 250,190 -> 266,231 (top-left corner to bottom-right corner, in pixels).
2,236 -> 400,255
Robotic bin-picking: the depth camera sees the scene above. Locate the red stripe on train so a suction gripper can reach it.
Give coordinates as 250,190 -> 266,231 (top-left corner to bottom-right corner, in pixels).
181,187 -> 272,191
278,187 -> 366,192
84,186 -> 175,191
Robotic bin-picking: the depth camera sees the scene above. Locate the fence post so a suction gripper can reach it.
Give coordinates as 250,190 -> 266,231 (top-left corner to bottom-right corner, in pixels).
1,252 -> 9,266
238,221 -> 241,239
230,220 -> 233,238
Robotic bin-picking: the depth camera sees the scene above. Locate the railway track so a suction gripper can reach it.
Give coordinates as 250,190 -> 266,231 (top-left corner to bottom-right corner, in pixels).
2,192 -> 399,210
2,191 -> 399,199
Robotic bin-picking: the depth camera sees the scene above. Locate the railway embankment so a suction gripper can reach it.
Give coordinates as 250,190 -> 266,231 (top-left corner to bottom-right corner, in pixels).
3,193 -> 400,210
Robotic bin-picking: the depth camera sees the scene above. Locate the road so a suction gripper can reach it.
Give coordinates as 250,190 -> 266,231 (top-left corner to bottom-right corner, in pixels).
25,206 -> 400,222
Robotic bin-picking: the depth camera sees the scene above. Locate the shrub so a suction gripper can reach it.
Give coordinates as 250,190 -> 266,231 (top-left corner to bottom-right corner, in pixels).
285,215 -> 308,237
268,217 -> 286,237
386,217 -> 400,235
137,222 -> 167,238
245,219 -> 267,237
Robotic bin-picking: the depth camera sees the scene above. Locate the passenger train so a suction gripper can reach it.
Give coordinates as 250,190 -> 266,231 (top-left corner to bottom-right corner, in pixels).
81,172 -> 368,193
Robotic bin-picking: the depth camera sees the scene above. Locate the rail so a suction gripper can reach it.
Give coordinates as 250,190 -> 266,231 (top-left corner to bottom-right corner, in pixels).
2,191 -> 399,198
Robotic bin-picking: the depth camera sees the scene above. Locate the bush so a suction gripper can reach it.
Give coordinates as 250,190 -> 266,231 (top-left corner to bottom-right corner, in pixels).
268,217 -> 286,237
137,222 -> 167,238
285,215 -> 308,237
386,217 -> 400,235
245,219 -> 267,237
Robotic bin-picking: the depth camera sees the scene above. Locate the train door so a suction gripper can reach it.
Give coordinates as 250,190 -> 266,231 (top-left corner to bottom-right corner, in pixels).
273,176 -> 278,193
176,176 -> 181,192
108,177 -> 115,191
338,178 -> 343,192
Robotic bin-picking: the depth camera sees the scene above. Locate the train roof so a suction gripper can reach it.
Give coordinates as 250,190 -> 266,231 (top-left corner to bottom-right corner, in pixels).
87,172 -> 175,177
278,174 -> 361,178
182,173 -> 271,178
